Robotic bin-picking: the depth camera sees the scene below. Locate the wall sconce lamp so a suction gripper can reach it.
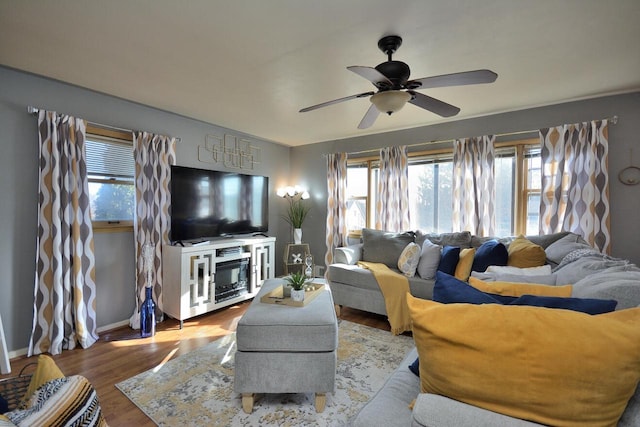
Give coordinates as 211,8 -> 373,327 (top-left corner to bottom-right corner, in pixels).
277,185 -> 310,200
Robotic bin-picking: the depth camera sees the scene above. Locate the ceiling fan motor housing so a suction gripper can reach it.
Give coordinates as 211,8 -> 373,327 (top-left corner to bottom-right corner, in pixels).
375,61 -> 410,89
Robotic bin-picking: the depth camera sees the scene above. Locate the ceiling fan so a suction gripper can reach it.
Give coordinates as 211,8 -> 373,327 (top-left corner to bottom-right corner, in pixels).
299,35 -> 498,129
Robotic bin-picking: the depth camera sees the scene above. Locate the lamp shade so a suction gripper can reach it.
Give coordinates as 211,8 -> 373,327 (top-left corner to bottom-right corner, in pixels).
370,90 -> 412,115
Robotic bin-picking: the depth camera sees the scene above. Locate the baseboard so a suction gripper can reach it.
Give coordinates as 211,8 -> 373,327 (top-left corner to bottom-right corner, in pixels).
97,319 -> 130,333
5,319 -> 131,365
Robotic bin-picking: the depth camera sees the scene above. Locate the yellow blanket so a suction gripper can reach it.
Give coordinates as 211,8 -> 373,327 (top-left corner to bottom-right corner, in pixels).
358,261 -> 412,335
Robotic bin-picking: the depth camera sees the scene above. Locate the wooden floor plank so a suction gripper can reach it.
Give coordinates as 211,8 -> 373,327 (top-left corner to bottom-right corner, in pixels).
1,302 -> 391,425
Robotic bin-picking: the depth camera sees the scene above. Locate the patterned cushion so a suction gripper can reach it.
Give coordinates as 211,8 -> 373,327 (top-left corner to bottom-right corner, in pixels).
398,242 -> 420,277
6,376 -> 107,427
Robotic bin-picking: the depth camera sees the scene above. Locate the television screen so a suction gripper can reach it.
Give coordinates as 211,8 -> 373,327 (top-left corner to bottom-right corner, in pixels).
170,165 -> 269,242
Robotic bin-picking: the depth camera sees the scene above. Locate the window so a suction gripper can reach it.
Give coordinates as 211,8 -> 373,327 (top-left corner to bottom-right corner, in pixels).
407,155 -> 453,233
85,125 -> 135,231
346,138 -> 541,236
346,162 -> 372,234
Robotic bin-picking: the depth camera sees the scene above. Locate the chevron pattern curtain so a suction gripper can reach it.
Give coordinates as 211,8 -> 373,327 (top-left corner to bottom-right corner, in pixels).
130,131 -> 176,329
452,135 -> 496,237
29,110 -> 99,356
325,153 -> 348,266
376,146 -> 410,232
539,120 -> 610,253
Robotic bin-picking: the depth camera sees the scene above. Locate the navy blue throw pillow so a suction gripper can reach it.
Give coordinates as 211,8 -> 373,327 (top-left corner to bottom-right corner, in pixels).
409,357 -> 420,377
471,239 -> 508,272
437,246 -> 460,275
432,271 -> 617,315
434,271 -> 515,305
510,294 -> 618,315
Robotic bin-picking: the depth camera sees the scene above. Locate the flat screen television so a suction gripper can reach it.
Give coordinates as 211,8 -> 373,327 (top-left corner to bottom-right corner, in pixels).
170,165 -> 269,243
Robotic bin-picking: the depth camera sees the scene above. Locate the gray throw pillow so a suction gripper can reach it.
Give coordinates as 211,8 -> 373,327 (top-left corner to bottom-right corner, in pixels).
417,239 -> 441,279
361,228 -> 415,268
545,233 -> 592,265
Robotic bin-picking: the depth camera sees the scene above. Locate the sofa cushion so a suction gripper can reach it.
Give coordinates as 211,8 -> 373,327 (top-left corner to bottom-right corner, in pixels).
454,248 -> 475,281
397,242 -> 420,277
361,228 -> 415,268
471,240 -> 508,272
23,355 -> 65,403
507,236 -> 546,268
416,230 -> 472,249
407,295 -> 640,427
486,265 -> 552,276
471,271 -> 558,285
544,232 -> 592,265
468,276 -> 572,297
417,239 -> 441,279
438,246 -> 460,276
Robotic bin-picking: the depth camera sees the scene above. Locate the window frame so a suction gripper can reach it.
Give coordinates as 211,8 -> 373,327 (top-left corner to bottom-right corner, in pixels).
86,124 -> 135,233
345,137 -> 541,236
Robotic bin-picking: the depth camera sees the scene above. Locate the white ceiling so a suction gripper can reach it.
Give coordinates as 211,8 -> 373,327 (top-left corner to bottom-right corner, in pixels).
1,0 -> 639,146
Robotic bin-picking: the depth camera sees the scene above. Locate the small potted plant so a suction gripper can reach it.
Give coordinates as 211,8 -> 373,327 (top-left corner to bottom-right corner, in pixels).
284,271 -> 310,302
283,199 -> 311,244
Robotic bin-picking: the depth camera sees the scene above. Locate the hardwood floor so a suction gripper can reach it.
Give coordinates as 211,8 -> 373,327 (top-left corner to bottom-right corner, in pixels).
1,303 -> 390,425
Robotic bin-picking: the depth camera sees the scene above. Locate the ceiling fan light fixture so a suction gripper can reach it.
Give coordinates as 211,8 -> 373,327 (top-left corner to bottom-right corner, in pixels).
370,90 -> 411,115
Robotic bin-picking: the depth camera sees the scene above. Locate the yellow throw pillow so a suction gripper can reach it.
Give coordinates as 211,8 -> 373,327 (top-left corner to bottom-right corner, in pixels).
507,235 -> 547,268
23,354 -> 65,402
407,295 -> 640,427
454,248 -> 475,281
468,276 -> 572,297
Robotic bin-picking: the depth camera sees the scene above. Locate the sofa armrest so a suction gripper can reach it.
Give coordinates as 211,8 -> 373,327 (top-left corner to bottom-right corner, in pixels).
334,243 -> 363,265
412,393 -> 544,427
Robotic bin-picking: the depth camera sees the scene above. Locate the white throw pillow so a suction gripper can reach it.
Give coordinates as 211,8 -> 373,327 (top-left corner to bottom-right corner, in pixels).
486,265 -> 552,276
417,239 -> 441,279
398,242 -> 421,277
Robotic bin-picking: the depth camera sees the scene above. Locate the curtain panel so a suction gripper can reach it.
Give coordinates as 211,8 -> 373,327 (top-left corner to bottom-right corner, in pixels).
325,153 -> 348,266
539,120 -> 610,253
452,135 -> 496,237
29,110 -> 99,356
376,146 -> 410,232
130,131 -> 176,329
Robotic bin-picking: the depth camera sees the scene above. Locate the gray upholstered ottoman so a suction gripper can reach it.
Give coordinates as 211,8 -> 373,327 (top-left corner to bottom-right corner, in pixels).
234,278 -> 338,413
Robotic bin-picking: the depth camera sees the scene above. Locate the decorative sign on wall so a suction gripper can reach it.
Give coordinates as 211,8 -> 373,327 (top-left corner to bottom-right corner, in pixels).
199,133 -> 261,170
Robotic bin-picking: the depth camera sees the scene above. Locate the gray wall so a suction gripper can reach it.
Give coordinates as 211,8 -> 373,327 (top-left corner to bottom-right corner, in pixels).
2,63 -> 638,355
0,66 -> 291,354
290,92 -> 640,272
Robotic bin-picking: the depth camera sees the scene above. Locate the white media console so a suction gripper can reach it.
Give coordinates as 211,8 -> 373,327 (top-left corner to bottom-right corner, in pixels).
162,236 -> 276,327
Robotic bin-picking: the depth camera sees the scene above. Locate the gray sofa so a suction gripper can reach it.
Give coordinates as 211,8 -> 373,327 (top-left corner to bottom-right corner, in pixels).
327,230 -> 640,426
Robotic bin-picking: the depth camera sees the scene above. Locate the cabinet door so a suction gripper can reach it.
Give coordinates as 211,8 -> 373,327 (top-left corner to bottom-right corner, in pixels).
252,242 -> 274,291
183,250 -> 215,311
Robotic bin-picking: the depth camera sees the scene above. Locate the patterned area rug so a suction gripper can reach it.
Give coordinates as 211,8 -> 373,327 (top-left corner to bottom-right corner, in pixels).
116,320 -> 414,426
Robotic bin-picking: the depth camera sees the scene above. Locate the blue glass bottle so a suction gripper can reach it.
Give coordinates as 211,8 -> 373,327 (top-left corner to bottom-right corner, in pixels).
140,286 -> 156,338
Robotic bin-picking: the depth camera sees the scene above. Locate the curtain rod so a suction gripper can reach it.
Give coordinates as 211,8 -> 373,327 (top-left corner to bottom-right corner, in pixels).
27,106 -> 182,143
342,115 -> 618,157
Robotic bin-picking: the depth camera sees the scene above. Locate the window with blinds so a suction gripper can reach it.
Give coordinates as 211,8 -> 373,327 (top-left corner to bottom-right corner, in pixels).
85,126 -> 135,230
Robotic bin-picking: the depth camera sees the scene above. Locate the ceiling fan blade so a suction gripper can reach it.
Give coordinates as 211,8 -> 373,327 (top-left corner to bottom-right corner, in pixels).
408,91 -> 460,117
299,91 -> 374,112
407,69 -> 498,89
358,104 -> 380,129
347,66 -> 393,88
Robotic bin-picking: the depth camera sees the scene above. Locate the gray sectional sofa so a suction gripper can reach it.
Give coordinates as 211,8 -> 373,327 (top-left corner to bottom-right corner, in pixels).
327,229 -> 640,426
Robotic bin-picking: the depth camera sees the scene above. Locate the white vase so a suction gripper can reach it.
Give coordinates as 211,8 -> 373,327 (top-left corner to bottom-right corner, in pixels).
290,288 -> 305,302
293,228 -> 303,244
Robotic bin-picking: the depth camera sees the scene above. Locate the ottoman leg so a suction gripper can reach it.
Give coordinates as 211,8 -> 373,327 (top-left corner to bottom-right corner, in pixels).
315,393 -> 326,412
242,393 -> 254,414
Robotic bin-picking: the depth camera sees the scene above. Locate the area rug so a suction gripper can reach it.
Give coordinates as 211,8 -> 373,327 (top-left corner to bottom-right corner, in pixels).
116,320 -> 414,426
